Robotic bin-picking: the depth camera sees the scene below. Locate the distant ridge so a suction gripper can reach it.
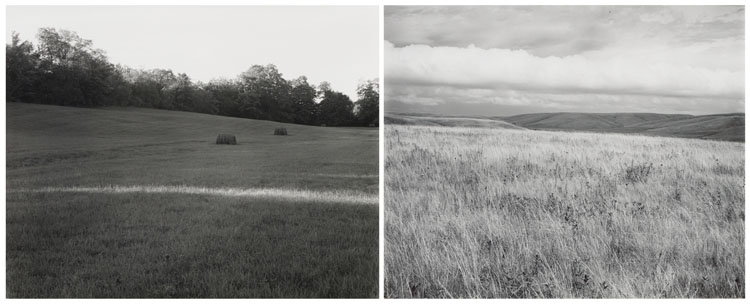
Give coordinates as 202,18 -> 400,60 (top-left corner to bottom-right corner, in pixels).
495,112 -> 744,142
385,111 -> 744,142
384,113 -> 526,130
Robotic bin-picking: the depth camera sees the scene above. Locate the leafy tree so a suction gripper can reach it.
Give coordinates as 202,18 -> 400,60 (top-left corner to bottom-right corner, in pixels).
34,28 -> 122,107
125,68 -> 177,109
238,64 -> 293,122
354,79 -> 379,126
317,81 -> 332,100
6,32 -> 40,103
318,89 -> 354,126
107,65 -> 134,106
289,76 -> 318,125
205,78 -> 242,117
188,85 -> 219,115
169,73 -> 194,111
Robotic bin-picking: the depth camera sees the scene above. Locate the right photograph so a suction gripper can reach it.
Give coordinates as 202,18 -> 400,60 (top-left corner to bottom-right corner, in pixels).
384,5 -> 744,299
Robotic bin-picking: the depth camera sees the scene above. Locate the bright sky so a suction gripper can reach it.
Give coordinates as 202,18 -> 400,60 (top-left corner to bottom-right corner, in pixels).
6,6 -> 379,100
385,6 -> 745,116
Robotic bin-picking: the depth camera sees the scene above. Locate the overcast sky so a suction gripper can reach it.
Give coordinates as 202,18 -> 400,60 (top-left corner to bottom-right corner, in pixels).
385,6 -> 744,116
7,6 -> 378,100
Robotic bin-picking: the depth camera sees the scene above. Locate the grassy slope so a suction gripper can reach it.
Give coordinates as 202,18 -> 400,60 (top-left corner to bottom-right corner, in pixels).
7,103 -> 378,192
6,103 -> 378,298
497,112 -> 745,142
385,113 -> 526,130
385,124 -> 744,298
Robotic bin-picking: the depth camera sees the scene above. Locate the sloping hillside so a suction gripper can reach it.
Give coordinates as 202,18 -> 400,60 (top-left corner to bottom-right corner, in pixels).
385,113 -> 526,130
7,103 -> 374,152
6,102 -> 380,196
498,112 -> 744,142
6,102 -> 379,297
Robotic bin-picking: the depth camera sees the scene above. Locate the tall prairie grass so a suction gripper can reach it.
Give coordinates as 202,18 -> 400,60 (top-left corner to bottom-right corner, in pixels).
385,125 -> 744,298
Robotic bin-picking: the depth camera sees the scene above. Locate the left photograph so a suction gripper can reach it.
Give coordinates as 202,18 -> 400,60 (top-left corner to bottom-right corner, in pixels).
6,6 -> 379,298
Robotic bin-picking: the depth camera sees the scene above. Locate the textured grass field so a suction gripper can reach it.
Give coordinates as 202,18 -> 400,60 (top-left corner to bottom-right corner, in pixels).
385,124 -> 744,298
6,103 -> 378,298
384,113 -> 525,129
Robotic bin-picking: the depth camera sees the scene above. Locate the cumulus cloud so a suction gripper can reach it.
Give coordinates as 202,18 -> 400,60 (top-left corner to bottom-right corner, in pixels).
385,6 -> 744,57
386,41 -> 743,99
385,6 -> 744,115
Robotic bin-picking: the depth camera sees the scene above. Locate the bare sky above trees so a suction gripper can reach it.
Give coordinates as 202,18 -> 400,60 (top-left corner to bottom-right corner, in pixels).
6,6 -> 379,100
385,6 -> 744,116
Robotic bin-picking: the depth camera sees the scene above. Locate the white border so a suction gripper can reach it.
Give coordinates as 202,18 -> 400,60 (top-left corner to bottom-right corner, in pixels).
0,0 -> 749,5
378,3 -> 386,301
2,0 -> 748,303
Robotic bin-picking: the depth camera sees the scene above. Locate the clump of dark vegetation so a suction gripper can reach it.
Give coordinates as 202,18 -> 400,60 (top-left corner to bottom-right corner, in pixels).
274,128 -> 288,136
216,134 -> 236,145
624,161 -> 654,183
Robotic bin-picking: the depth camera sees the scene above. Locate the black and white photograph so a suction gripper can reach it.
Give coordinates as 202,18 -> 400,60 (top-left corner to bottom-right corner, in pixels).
384,6 -> 744,298
5,5 -> 379,298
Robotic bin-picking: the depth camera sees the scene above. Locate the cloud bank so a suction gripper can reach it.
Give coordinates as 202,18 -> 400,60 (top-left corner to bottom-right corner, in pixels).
385,6 -> 744,115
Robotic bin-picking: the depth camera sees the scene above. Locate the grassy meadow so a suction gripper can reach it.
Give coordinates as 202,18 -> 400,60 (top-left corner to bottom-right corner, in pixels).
385,124 -> 744,298
384,113 -> 525,129
6,103 -> 378,298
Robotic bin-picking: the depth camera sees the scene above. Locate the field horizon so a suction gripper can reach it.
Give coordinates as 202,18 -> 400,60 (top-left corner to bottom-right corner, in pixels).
385,112 -> 744,142
6,102 -> 379,298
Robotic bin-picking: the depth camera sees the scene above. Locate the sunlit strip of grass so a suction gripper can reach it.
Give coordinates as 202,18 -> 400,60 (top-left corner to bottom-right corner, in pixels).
10,185 -> 378,204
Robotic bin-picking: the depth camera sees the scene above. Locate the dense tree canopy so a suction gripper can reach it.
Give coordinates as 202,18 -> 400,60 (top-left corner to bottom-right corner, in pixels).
290,76 -> 318,125
6,33 -> 39,103
318,90 -> 355,127
7,28 -> 128,107
6,28 -> 378,127
355,79 -> 380,126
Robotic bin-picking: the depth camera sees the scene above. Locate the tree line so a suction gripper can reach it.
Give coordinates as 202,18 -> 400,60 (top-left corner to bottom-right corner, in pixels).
6,28 -> 379,127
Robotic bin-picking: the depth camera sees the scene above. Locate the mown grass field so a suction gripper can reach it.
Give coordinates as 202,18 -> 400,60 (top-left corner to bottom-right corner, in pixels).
6,103 -> 379,298
385,124 -> 744,298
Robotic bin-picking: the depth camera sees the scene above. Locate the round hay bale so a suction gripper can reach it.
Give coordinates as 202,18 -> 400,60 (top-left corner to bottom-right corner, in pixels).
216,134 -> 237,145
321,124 -> 327,127
274,128 -> 288,136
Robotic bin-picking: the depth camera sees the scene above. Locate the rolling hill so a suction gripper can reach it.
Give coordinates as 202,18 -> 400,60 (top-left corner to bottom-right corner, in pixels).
5,103 -> 378,297
495,112 -> 745,142
385,113 -> 526,130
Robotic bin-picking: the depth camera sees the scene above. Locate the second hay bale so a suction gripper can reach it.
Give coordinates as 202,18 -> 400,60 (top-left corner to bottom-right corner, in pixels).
216,134 -> 237,145
274,128 -> 288,136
